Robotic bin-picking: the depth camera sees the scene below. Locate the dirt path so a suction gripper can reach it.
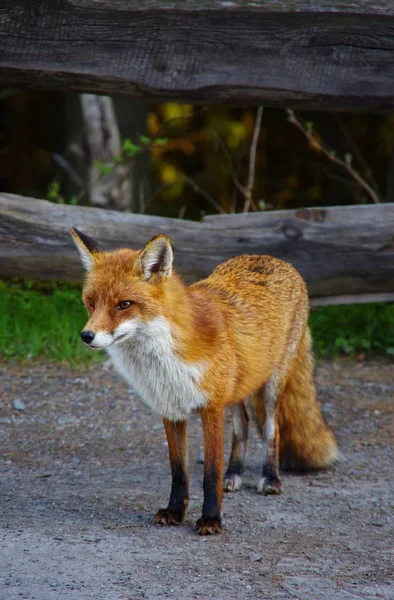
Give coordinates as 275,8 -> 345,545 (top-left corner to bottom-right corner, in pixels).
0,358 -> 393,600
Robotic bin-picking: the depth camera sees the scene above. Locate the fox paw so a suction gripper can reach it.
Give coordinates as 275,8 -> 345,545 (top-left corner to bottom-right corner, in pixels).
257,477 -> 282,496
195,516 -> 222,535
154,508 -> 184,526
223,474 -> 242,492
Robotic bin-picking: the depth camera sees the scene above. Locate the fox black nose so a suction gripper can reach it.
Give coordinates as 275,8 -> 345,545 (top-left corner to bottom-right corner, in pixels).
81,330 -> 95,345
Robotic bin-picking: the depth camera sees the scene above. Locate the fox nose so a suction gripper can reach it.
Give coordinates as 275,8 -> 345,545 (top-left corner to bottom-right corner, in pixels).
81,330 -> 95,345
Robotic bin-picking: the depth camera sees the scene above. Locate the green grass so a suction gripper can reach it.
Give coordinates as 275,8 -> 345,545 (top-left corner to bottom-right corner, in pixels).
0,280 -> 393,363
309,302 -> 394,357
0,280 -> 103,364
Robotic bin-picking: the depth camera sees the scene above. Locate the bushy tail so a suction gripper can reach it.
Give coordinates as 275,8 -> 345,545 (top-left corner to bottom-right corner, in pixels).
277,327 -> 338,471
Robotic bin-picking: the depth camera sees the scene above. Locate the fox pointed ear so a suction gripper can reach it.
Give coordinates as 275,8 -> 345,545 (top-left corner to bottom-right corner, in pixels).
70,227 -> 102,272
139,234 -> 173,280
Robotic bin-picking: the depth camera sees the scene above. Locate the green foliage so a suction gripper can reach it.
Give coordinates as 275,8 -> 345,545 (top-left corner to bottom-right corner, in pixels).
0,281 -> 393,363
93,160 -> 114,175
122,138 -> 140,158
305,121 -> 314,135
0,281 -> 103,365
154,137 -> 169,146
46,180 -> 78,205
310,303 -> 394,357
139,135 -> 151,145
122,135 -> 169,158
46,180 -> 64,204
45,134 -> 170,208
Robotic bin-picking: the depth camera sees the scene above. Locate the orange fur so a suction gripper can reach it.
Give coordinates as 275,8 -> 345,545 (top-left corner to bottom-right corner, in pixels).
71,229 -> 338,534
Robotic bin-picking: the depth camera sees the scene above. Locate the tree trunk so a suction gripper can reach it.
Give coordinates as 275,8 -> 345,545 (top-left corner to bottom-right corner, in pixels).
80,94 -> 132,210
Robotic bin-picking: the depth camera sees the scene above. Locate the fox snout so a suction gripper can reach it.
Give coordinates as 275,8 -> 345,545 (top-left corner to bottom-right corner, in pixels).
80,330 -> 95,345
79,326 -> 132,350
80,328 -> 113,349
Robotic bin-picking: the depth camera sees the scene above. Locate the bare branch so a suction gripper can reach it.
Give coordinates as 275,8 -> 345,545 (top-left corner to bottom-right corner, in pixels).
212,132 -> 248,199
333,114 -> 382,197
178,205 -> 187,219
52,153 -> 85,189
184,175 -> 225,214
286,109 -> 382,204
243,106 -> 264,213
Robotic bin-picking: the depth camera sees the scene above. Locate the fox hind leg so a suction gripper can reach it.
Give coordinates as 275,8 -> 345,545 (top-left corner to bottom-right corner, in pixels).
224,402 -> 249,492
255,375 -> 282,495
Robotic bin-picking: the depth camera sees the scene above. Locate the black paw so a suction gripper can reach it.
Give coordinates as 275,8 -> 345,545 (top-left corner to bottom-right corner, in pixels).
154,508 -> 184,526
195,516 -> 222,535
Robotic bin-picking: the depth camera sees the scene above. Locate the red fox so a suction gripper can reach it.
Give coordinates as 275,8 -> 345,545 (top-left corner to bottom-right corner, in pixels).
71,228 -> 338,535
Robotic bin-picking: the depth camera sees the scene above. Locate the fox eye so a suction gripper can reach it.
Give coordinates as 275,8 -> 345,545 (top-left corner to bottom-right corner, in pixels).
116,301 -> 132,311
88,299 -> 95,309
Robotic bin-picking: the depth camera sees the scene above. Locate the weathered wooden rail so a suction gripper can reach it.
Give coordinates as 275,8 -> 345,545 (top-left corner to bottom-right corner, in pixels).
1,1 -> 394,306
1,1 -> 394,110
1,194 -> 394,306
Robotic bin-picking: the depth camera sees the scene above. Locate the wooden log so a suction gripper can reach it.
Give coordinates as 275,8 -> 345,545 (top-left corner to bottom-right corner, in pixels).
1,1 -> 394,110
310,292 -> 394,308
205,206 -> 394,300
1,193 -> 394,305
0,193 -> 209,284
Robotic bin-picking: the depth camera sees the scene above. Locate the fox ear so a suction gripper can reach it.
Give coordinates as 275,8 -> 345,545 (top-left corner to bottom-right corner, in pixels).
139,234 -> 173,280
70,227 -> 102,272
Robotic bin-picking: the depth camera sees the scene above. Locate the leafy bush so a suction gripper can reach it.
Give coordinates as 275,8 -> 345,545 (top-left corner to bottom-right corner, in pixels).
310,303 -> 394,357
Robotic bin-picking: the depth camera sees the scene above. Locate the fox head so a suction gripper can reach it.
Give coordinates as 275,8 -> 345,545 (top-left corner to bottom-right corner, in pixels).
70,228 -> 174,350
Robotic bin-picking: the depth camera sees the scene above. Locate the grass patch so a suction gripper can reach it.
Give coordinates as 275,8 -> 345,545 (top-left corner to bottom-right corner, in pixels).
0,280 -> 103,364
309,303 -> 394,357
0,280 -> 393,363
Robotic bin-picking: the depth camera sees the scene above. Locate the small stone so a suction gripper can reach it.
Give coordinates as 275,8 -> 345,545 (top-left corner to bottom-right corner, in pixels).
249,552 -> 262,562
197,450 -> 204,464
13,399 -> 25,411
373,409 -> 382,416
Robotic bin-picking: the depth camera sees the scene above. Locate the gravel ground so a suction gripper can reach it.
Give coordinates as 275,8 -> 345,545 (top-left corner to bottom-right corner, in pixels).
0,358 -> 393,600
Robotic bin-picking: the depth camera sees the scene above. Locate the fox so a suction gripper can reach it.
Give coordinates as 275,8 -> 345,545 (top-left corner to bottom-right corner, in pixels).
70,228 -> 338,535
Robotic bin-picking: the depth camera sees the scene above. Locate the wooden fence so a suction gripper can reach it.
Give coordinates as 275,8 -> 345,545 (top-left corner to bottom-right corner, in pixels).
1,194 -> 393,306
0,1 -> 394,110
0,1 -> 394,306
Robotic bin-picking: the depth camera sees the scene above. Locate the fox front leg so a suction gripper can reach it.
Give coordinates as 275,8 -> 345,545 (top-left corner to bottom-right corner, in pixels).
154,418 -> 189,526
196,407 -> 224,535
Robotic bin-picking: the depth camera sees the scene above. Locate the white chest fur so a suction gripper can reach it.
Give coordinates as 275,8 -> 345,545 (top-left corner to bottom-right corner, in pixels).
107,317 -> 208,421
